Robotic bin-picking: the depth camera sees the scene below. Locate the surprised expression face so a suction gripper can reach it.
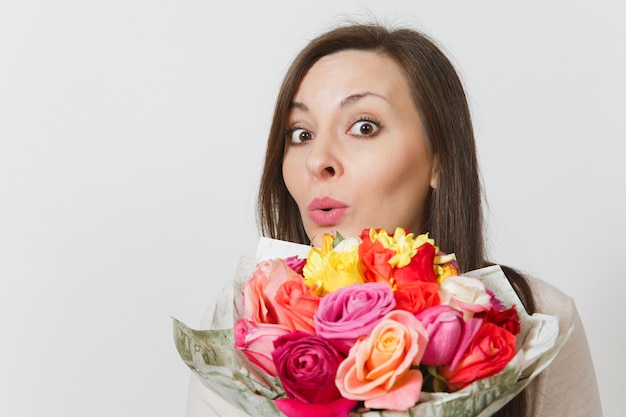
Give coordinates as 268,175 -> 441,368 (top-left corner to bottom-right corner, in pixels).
281,50 -> 437,247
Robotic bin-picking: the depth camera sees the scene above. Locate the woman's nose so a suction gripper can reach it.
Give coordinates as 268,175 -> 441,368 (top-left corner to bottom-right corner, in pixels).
304,134 -> 343,180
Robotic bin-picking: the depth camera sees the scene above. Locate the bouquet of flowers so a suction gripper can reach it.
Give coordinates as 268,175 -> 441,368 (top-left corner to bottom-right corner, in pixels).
174,228 -> 568,417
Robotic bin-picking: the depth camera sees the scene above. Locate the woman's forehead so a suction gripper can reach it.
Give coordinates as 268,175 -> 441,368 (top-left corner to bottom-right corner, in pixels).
292,50 -> 411,108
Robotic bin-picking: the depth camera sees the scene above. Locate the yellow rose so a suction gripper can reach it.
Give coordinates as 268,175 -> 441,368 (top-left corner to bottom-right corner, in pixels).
303,235 -> 364,296
434,263 -> 460,284
434,253 -> 460,284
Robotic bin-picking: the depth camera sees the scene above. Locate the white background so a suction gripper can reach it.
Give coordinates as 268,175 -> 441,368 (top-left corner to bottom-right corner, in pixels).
1,1 -> 623,416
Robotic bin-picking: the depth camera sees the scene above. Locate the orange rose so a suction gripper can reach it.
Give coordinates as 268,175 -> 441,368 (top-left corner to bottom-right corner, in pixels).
274,279 -> 319,333
358,231 -> 395,284
335,310 -> 429,411
243,259 -> 318,332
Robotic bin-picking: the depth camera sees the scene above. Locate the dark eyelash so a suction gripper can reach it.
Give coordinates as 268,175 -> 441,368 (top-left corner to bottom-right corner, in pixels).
284,125 -> 310,146
349,116 -> 383,132
283,125 -> 299,140
352,115 -> 379,125
285,123 -> 306,133
349,116 -> 383,137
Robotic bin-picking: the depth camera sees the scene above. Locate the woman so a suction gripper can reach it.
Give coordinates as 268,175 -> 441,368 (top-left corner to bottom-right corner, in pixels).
188,23 -> 602,416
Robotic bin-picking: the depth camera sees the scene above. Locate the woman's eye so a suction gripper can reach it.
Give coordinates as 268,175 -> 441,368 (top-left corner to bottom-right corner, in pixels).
349,120 -> 380,137
289,128 -> 314,144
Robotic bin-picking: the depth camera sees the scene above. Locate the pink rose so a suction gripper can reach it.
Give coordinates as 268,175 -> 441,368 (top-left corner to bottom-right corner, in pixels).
272,332 -> 357,417
416,305 -> 482,368
314,283 -> 396,344
234,319 -> 291,376
336,310 -> 429,411
486,288 -> 505,312
243,258 -> 318,332
274,398 -> 358,417
284,255 -> 306,274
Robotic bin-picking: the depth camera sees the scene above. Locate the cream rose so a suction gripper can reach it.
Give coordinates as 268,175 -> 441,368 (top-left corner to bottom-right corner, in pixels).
438,275 -> 492,319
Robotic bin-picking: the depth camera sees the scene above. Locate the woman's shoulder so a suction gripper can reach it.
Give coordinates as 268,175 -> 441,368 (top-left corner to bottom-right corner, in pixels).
524,273 -> 571,300
523,273 -> 565,292
517,273 -> 603,416
523,274 -> 576,324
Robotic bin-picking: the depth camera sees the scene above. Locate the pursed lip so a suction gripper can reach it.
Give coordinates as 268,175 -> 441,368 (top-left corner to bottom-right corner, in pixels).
307,197 -> 349,226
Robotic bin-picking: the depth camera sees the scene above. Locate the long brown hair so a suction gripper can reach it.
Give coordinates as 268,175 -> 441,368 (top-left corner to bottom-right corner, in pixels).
257,22 -> 536,416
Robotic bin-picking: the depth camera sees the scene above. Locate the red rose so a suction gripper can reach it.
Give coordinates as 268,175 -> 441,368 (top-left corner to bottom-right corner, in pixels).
394,281 -> 440,314
393,242 -> 437,284
439,323 -> 517,391
483,306 -> 521,335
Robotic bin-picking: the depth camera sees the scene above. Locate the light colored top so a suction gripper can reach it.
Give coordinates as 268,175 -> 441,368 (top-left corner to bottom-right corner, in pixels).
185,275 -> 603,417
524,276 -> 602,417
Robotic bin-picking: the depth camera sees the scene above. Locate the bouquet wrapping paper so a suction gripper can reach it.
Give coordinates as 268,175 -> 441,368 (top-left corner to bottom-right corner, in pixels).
174,237 -> 569,417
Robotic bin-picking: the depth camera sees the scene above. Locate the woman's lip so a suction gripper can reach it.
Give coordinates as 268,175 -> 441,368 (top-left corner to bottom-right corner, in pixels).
307,197 -> 349,226
307,197 -> 348,211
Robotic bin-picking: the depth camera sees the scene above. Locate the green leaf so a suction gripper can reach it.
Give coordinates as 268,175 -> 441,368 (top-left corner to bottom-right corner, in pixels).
333,231 -> 345,247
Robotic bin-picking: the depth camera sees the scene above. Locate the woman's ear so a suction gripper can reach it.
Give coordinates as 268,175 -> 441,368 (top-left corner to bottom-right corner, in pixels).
429,160 -> 438,189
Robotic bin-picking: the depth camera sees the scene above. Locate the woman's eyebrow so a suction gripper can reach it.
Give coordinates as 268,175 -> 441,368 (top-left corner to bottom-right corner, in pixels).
288,102 -> 308,111
340,92 -> 388,107
288,92 -> 388,112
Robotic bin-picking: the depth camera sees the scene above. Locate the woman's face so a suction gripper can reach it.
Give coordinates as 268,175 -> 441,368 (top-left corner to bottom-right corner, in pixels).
282,50 -> 436,247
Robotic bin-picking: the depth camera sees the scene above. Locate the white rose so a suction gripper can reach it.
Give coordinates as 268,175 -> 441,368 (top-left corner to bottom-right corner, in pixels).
439,275 -> 492,319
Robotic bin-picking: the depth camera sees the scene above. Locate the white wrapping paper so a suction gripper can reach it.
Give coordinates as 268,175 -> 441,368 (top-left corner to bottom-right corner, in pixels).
173,238 -> 568,417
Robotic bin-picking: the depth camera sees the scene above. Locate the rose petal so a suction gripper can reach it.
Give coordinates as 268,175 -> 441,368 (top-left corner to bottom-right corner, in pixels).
363,369 -> 423,411
314,283 -> 396,343
336,310 -> 428,402
274,397 -> 358,417
234,320 -> 291,376
449,317 -> 482,370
